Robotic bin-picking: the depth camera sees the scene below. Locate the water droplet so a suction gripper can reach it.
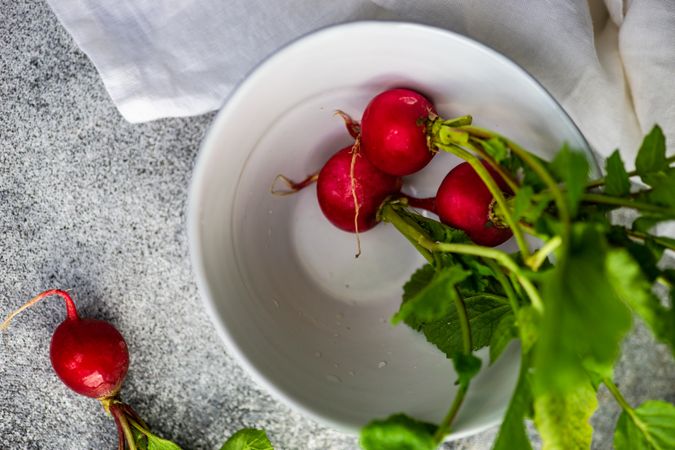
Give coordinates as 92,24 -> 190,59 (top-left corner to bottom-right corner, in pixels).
380,318 -> 387,324
267,210 -> 273,215
314,352 -> 322,358
333,363 -> 340,368
336,313 -> 344,320
267,228 -> 272,238
272,298 -> 279,308
345,283 -> 350,288
378,361 -> 387,368
333,333 -> 340,338
345,326 -> 351,331
348,370 -> 355,376
326,374 -> 342,383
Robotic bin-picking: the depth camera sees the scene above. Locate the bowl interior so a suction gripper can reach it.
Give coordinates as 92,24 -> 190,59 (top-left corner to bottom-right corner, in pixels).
190,22 -> 594,437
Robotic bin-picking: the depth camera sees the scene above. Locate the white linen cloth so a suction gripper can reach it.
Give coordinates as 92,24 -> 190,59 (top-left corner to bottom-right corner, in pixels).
46,0 -> 674,162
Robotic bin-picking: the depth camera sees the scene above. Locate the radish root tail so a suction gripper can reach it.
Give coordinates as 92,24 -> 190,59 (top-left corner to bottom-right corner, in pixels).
334,109 -> 361,139
271,173 -> 319,196
349,138 -> 362,258
1,289 -> 79,331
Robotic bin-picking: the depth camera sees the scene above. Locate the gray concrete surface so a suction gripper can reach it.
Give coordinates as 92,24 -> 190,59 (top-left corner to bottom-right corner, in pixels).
0,1 -> 673,449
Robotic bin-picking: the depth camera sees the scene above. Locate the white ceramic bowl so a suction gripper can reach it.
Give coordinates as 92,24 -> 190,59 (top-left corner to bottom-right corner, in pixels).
189,22 -> 593,439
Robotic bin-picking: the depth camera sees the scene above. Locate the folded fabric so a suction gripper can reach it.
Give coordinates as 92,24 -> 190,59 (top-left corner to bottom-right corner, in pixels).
46,0 -> 674,164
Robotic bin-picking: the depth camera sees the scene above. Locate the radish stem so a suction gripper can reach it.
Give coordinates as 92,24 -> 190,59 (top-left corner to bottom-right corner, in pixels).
454,288 -> 473,352
483,259 -> 521,314
111,411 -> 126,450
656,276 -> 673,289
110,404 -> 138,450
526,236 -> 562,271
381,203 -> 544,313
586,154 -> 675,188
433,383 -> 468,444
581,193 -> 675,215
434,288 -> 473,444
603,378 -> 636,419
465,138 -> 520,193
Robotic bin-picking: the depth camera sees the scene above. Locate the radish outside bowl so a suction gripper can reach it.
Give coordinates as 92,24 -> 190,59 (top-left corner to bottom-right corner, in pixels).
188,21 -> 595,439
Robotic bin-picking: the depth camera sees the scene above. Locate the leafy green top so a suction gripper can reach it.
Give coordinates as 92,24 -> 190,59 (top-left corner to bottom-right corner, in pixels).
363,124 -> 675,450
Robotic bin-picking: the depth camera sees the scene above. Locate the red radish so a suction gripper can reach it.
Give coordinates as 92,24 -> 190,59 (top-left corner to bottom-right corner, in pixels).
1,289 -> 129,398
1,289 -> 177,449
317,144 -> 402,233
436,161 -> 513,247
51,318 -> 129,399
360,88 -> 437,176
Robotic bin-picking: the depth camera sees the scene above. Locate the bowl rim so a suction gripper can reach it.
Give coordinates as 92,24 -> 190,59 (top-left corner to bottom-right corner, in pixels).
187,19 -> 595,439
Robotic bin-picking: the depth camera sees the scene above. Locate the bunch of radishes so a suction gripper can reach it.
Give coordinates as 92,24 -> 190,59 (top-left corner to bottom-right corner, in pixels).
276,88 -> 514,249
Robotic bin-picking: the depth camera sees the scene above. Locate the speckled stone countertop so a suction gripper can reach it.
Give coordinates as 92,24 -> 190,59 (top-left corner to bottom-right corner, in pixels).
1,2 -> 673,449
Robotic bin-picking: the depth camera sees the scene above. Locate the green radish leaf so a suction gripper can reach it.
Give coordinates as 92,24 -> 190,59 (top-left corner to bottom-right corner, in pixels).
147,434 -> 183,450
533,380 -> 598,450
452,352 -> 482,388
607,226 -> 663,282
492,361 -> 533,450
482,137 -> 509,162
614,400 -> 675,450
549,145 -> 590,217
398,261 -> 505,333
220,429 -> 273,450
584,368 -> 606,391
633,215 -> 669,233
454,253 -> 509,295
512,186 -> 535,222
604,150 -> 631,196
516,305 -> 540,354
635,125 -> 667,181
535,223 -> 632,392
493,145 -> 550,191
400,264 -> 436,331
606,249 -> 675,355
360,414 -> 437,450
511,190 -> 552,227
644,168 -> 675,208
489,313 -> 517,364
521,155 -> 553,191
420,296 -> 511,359
393,266 -> 470,325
